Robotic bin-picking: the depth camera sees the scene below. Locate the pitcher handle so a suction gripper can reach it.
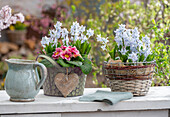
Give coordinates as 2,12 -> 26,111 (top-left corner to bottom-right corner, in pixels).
34,62 -> 47,90
36,55 -> 61,68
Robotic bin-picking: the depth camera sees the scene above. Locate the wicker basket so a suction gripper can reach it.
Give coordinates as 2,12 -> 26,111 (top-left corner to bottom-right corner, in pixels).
103,61 -> 155,96
7,30 -> 27,45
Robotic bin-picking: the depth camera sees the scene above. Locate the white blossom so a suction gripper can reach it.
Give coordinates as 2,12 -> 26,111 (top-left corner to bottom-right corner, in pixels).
96,34 -> 102,42
70,21 -> 80,35
128,52 -> 138,62
143,48 -> 152,61
14,12 -> 24,23
0,5 -> 25,37
79,25 -> 86,33
0,5 -> 12,23
54,21 -> 62,30
114,24 -> 126,36
61,28 -> 68,38
101,45 -> 106,51
142,35 -> 150,48
132,27 -> 140,41
114,36 -> 123,47
41,36 -> 50,47
62,36 -> 69,46
86,28 -> 94,37
96,34 -> 108,44
80,34 -> 88,43
74,34 -> 79,41
120,47 -> 127,55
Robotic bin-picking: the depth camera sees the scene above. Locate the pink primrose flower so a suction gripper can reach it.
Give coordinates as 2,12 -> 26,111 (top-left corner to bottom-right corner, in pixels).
61,45 -> 67,50
61,50 -> 72,61
73,50 -> 81,58
52,48 -> 63,59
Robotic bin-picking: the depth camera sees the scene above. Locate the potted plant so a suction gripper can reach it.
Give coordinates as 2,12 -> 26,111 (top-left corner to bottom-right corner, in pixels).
98,24 -> 155,96
37,21 -> 94,97
7,21 -> 27,45
0,5 -> 24,38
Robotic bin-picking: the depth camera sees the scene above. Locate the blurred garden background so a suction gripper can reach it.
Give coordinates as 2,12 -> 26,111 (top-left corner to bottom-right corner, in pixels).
0,0 -> 169,90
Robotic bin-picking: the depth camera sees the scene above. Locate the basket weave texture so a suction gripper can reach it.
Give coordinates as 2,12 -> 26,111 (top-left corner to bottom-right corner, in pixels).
7,30 -> 27,45
103,61 -> 155,96
43,66 -> 86,97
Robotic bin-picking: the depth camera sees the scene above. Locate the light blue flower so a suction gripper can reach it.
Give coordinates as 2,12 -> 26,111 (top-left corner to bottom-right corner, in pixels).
120,47 -> 127,55
115,36 -> 123,47
128,52 -> 138,62
143,48 -> 152,61
142,35 -> 150,48
132,27 -> 140,41
114,24 -> 126,35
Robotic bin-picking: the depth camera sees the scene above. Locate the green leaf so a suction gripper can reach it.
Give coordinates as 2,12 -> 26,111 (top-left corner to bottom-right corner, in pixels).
57,42 -> 61,47
75,56 -> 84,62
80,57 -> 92,74
82,42 -> 87,54
57,58 -> 73,67
139,54 -> 145,62
67,60 -> 82,67
109,44 -> 118,60
40,59 -> 54,68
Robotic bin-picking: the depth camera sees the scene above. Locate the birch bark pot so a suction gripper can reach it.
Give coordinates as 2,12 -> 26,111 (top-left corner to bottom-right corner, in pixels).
5,59 -> 47,102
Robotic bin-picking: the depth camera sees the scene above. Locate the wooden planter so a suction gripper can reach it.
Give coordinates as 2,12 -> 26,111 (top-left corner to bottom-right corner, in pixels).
43,67 -> 86,97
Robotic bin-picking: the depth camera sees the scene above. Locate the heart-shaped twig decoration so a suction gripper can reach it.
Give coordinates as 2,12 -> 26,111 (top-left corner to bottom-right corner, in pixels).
54,73 -> 79,97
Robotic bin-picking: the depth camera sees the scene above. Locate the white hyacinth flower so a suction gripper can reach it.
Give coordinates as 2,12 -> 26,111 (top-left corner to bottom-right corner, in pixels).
114,24 -> 126,36
101,45 -> 106,51
80,34 -> 88,43
96,34 -> 102,42
61,28 -> 68,38
86,28 -> 94,37
128,52 -> 138,62
120,47 -> 127,55
79,25 -> 86,33
114,36 -> 123,47
41,36 -> 50,47
143,48 -> 152,61
54,21 -> 62,30
132,27 -> 140,41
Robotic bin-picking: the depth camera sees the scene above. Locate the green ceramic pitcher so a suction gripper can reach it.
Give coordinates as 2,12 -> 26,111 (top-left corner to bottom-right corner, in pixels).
5,59 -> 47,102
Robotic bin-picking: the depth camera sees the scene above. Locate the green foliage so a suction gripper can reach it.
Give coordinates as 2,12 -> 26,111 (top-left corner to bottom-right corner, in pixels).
74,40 -> 91,56
149,20 -> 170,86
85,0 -> 169,86
79,57 -> 92,74
9,21 -> 27,30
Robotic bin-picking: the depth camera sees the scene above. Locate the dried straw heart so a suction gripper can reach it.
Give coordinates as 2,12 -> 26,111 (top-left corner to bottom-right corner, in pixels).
54,73 -> 79,97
